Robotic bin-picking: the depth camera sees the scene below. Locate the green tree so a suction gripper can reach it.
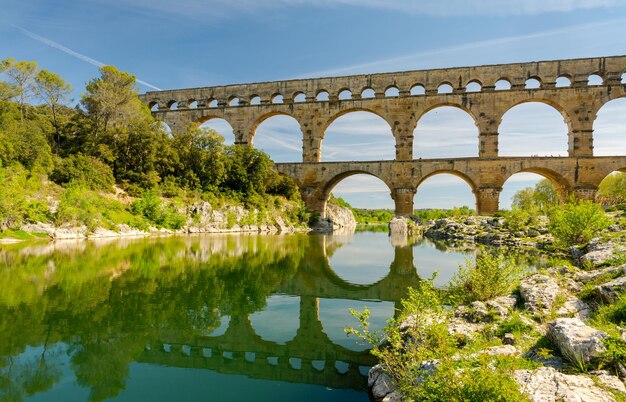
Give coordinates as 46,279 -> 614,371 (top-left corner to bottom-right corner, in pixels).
81,66 -> 148,136
36,70 -> 72,152
597,172 -> 626,206
512,179 -> 558,215
0,58 -> 39,117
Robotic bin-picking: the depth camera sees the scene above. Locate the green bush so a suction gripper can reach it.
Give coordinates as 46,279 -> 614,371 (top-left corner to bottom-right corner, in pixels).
503,207 -> 536,232
130,191 -> 187,229
56,185 -> 147,231
548,197 -> 612,247
51,153 -> 115,191
448,253 -> 525,304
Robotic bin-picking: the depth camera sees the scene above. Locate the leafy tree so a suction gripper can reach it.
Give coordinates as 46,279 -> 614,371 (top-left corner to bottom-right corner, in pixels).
81,66 -> 148,136
0,58 -> 39,117
512,179 -> 558,215
597,172 -> 626,206
36,70 -> 72,151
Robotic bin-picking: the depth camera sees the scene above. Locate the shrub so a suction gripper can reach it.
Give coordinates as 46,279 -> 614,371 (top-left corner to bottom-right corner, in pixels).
56,185 -> 146,231
51,153 -> 114,191
503,207 -> 535,232
448,253 -> 525,304
130,191 -> 187,229
548,197 -> 612,247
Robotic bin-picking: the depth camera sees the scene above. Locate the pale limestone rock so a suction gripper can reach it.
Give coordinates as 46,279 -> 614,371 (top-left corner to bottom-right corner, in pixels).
595,276 -> 626,302
520,274 -> 560,314
548,318 -> 607,362
515,367 -> 616,402
590,370 -> 626,395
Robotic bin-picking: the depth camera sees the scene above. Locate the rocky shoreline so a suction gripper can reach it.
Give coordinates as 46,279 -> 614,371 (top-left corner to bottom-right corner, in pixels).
370,215 -> 626,401
6,202 -> 308,242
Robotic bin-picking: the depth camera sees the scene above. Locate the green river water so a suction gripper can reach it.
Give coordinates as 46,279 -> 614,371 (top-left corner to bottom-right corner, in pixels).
0,230 -> 535,402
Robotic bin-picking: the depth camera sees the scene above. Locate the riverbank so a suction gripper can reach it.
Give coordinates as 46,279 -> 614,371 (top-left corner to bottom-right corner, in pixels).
367,213 -> 626,402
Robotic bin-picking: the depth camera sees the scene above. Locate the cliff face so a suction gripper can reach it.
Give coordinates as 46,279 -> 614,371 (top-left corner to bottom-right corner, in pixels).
311,204 -> 356,233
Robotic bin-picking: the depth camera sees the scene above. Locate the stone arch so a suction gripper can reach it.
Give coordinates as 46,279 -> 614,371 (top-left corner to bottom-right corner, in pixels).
249,95 -> 261,105
498,100 -> 571,156
248,112 -> 303,162
293,92 -> 306,103
593,97 -> 626,156
465,80 -> 482,92
316,90 -> 330,101
338,88 -> 352,100
555,75 -> 572,88
413,104 -> 479,158
410,84 -> 425,96
414,170 -> 478,211
188,99 -> 198,109
321,170 -> 394,214
385,85 -> 400,97
167,100 -> 178,110
321,109 -> 395,162
437,82 -> 454,94
525,77 -> 542,89
149,101 -> 159,111
361,87 -> 376,99
196,116 -> 237,145
495,78 -> 512,90
500,167 -> 572,203
588,73 -> 605,86
271,93 -> 284,104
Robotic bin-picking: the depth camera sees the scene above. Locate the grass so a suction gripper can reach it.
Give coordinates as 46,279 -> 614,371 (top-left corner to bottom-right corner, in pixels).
0,229 -> 49,240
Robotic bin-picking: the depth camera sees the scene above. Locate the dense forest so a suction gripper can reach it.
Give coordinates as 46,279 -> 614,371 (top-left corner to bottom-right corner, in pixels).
0,58 -> 306,234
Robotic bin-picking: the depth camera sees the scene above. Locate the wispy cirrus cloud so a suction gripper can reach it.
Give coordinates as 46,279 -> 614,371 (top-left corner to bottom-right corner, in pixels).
11,25 -> 162,91
94,0 -> 619,21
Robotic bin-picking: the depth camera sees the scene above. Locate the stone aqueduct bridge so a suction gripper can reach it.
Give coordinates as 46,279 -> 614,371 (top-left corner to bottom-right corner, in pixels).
139,55 -> 626,215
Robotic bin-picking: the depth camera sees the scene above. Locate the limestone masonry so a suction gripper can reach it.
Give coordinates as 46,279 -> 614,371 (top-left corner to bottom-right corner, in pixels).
139,56 -> 626,216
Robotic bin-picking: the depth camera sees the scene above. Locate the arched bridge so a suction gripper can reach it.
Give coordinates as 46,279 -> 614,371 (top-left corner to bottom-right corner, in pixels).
139,55 -> 626,215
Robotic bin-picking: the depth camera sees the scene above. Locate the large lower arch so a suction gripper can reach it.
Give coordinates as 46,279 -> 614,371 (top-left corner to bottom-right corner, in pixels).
321,110 -> 395,162
593,97 -> 626,156
196,116 -> 236,146
498,101 -> 570,157
322,171 -> 394,213
500,168 -> 571,209
413,105 -> 479,158
414,170 -> 478,211
249,113 -> 303,162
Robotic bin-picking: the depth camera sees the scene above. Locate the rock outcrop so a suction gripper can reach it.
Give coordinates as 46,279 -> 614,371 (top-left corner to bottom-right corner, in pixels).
548,318 -> 607,362
515,367 -> 617,402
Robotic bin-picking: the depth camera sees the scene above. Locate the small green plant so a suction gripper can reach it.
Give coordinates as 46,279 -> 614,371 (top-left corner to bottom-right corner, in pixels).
448,252 -> 525,304
496,311 -> 533,337
548,196 -> 612,247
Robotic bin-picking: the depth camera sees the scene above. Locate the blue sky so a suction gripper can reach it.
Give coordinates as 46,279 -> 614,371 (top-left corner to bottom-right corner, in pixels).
2,0 -> 626,209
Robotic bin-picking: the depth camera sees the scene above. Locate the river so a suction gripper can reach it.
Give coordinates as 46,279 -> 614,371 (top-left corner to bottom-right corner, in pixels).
0,230 -> 535,401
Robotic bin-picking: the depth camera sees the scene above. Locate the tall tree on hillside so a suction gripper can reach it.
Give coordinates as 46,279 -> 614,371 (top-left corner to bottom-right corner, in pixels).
0,58 -> 39,117
81,66 -> 147,136
37,70 -> 72,152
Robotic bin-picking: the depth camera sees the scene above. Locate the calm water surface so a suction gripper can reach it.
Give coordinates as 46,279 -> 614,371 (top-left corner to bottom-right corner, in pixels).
0,231 -> 482,402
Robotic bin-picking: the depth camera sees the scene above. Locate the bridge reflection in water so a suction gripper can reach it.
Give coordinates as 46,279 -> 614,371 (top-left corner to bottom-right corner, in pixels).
0,232 -> 469,401
138,234 -> 423,392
